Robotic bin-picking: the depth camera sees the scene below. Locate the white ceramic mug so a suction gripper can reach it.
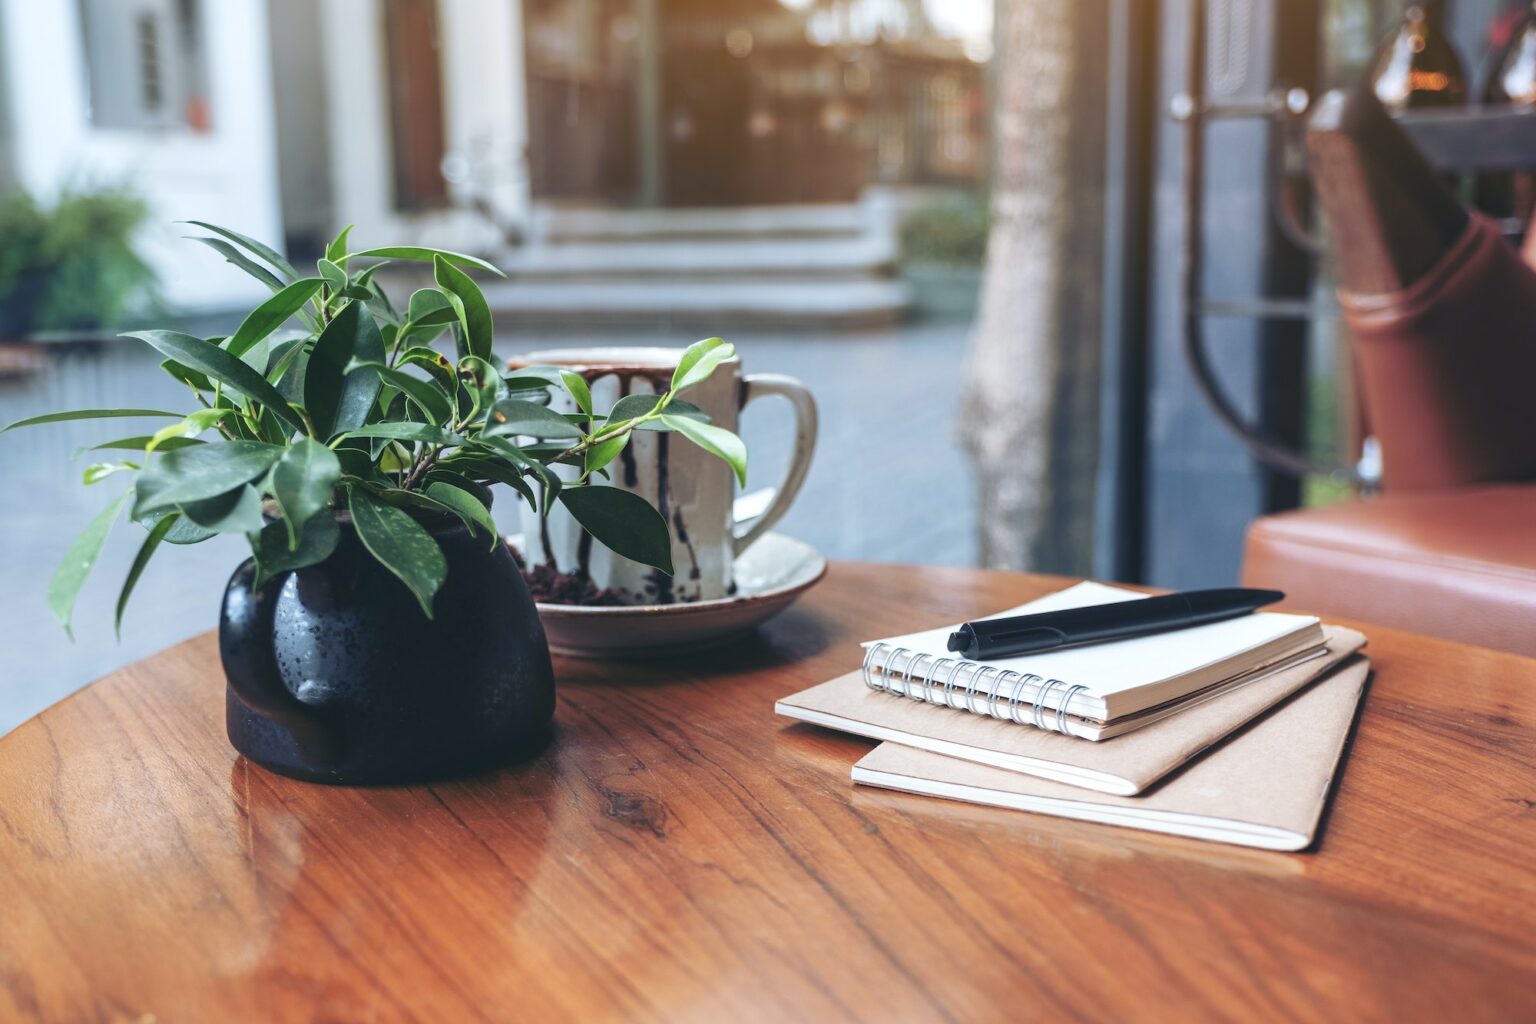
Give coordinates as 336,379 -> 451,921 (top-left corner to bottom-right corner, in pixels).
512,347 -> 817,604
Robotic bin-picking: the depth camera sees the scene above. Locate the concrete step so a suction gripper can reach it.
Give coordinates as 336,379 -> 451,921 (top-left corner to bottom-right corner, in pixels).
498,235 -> 897,281
482,277 -> 911,331
534,202 -> 869,243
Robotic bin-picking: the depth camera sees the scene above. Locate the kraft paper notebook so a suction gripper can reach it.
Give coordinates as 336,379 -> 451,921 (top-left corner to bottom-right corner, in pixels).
850,658 -> 1372,851
777,628 -> 1366,795
859,582 -> 1325,736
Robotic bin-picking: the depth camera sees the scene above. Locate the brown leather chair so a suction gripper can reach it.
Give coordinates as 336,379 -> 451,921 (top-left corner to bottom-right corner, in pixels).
1241,85 -> 1536,657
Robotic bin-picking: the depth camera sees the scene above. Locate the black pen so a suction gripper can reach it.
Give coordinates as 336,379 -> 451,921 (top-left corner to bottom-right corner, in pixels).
946,588 -> 1286,660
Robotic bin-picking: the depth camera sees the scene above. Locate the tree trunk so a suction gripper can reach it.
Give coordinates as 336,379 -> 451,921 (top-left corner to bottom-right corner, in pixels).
960,0 -> 1104,572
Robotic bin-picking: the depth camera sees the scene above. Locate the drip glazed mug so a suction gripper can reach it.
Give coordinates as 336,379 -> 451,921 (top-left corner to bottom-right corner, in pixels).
511,347 -> 817,604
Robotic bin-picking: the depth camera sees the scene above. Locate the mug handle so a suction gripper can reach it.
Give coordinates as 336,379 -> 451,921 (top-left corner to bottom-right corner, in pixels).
734,374 -> 818,556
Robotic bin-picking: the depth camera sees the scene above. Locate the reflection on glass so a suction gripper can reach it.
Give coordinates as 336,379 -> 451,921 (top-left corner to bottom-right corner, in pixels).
1370,0 -> 1467,109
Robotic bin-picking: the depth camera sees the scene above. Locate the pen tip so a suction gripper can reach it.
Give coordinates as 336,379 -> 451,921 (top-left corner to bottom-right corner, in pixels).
946,631 -> 967,653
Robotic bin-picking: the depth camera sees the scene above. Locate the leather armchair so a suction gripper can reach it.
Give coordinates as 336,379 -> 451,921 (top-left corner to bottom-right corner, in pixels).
1240,85 -> 1536,657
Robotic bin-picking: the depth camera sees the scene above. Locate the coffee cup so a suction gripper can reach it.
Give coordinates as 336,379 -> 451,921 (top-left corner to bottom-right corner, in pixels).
510,346 -> 817,604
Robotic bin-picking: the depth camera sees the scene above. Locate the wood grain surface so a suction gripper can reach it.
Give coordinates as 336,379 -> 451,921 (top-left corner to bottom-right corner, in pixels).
2,564 -> 1534,1023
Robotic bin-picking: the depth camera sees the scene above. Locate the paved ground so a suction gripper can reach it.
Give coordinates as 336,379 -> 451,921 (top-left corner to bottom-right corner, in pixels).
0,320 -> 976,733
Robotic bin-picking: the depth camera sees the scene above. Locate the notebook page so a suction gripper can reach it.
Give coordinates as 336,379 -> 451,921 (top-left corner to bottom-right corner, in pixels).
864,582 -> 1320,700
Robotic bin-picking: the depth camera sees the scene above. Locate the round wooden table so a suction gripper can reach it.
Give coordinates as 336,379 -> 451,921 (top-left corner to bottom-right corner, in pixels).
2,564 -> 1534,1021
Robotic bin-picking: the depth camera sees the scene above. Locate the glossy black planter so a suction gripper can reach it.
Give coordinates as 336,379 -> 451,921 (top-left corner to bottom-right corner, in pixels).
220,513 -> 555,785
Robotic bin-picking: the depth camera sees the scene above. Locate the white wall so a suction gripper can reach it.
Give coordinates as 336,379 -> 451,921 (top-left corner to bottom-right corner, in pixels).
319,0 -> 530,254
0,0 -> 284,312
267,0 -> 333,250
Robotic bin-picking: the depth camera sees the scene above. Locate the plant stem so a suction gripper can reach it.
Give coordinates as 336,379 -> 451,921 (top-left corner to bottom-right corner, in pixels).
547,395 -> 672,466
402,445 -> 442,491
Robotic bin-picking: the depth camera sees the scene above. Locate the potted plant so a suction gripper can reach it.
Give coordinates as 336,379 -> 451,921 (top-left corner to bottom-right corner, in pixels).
4,223 -> 746,784
0,184 -> 158,343
897,192 -> 989,319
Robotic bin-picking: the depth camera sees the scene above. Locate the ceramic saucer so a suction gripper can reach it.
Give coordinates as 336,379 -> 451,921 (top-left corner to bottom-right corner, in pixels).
508,532 -> 827,659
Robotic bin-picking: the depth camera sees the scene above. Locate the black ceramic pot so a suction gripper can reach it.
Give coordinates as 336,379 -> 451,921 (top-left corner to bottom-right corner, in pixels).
220,511 -> 555,785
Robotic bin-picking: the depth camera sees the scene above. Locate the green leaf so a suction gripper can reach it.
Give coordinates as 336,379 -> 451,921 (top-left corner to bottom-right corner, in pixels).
49,491 -> 131,639
115,513 -> 177,636
560,371 -> 593,416
266,336 -> 308,385
271,438 -> 341,548
341,422 -> 463,446
433,255 -> 494,361
504,365 -> 567,387
188,236 -> 286,292
671,337 -> 735,393
325,224 -> 353,264
604,393 -> 664,425
397,346 -> 457,393
4,408 -> 182,432
161,359 -> 214,393
348,486 -> 448,617
318,258 -> 348,294
397,306 -> 458,346
353,260 -> 388,289
125,331 -> 303,432
235,336 -> 272,375
343,246 -> 504,276
226,278 -> 324,357
136,507 -> 219,545
79,435 -> 204,455
408,288 -> 453,319
433,455 -> 537,508
83,461 -> 139,485
349,360 -> 454,425
132,441 -> 284,516
661,414 -> 748,486
558,486 -> 673,575
584,433 -> 629,477
379,442 -> 412,474
135,509 -> 221,549
471,435 -> 560,513
484,398 -> 585,440
600,395 -> 709,433
363,276 -> 402,326
305,301 -> 385,439
635,398 -> 708,431
183,220 -> 299,279
179,485 -> 266,534
538,472 -> 563,517
457,355 -> 503,425
145,408 -> 233,453
425,481 -> 500,549
250,513 -> 339,589
374,487 -> 450,516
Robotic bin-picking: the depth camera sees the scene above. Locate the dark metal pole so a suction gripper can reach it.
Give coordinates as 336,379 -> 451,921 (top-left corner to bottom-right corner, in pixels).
635,0 -> 664,207
1092,0 -> 1157,583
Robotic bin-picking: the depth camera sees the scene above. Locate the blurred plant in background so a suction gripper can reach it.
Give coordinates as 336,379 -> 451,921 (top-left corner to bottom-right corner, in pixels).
0,184 -> 158,339
898,192 -> 991,268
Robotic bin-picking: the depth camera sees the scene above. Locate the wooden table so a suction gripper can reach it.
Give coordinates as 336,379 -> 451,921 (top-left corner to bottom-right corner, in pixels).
3,564 -> 1534,1022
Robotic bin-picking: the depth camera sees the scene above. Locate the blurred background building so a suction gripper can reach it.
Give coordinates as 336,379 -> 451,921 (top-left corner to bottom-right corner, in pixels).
0,0 -> 282,309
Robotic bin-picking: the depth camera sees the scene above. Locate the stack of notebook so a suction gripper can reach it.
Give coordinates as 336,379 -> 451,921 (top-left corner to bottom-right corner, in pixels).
776,582 -> 1369,850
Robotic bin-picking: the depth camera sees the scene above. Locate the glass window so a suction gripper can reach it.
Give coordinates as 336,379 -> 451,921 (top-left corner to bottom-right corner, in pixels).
78,0 -> 211,132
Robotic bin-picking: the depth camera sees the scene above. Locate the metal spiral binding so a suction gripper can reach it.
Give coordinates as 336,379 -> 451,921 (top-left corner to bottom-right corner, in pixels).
860,644 -> 1088,735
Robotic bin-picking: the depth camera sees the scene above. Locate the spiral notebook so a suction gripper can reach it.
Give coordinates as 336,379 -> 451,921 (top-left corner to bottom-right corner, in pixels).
778,630 -> 1364,794
851,658 -> 1371,851
859,581 -> 1324,738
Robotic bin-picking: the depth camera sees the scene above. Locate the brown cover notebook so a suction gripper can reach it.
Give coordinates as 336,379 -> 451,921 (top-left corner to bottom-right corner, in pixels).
851,658 -> 1371,851
776,627 -> 1366,795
